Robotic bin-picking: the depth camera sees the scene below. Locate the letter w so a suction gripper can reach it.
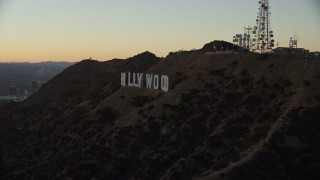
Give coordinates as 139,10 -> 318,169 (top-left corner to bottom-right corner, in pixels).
146,74 -> 153,89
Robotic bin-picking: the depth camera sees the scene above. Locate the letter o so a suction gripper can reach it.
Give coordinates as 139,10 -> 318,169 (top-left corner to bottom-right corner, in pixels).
161,75 -> 169,92
153,75 -> 159,90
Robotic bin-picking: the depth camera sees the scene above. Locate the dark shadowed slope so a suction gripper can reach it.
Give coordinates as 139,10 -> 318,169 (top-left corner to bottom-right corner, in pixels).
0,49 -> 319,179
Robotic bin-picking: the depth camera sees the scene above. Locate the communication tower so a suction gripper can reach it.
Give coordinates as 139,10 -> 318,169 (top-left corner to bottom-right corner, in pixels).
289,35 -> 299,49
243,26 -> 253,50
233,34 -> 243,49
252,0 -> 274,53
233,26 -> 253,51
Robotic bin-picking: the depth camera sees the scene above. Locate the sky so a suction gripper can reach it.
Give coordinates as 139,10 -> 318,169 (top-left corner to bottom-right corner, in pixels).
0,0 -> 319,62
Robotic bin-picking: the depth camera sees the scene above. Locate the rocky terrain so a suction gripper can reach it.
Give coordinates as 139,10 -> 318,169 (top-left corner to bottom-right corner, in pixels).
0,41 -> 319,179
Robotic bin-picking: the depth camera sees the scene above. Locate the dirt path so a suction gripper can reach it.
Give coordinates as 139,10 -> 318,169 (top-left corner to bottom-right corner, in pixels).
201,59 -> 314,180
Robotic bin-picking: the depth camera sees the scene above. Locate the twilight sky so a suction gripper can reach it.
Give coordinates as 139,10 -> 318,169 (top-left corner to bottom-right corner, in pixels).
0,0 -> 319,62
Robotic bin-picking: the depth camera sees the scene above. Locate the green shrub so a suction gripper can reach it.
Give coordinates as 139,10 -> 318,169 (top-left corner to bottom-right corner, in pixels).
131,95 -> 149,107
268,63 -> 275,68
163,103 -> 171,109
242,125 -> 270,146
240,69 -> 248,76
283,79 -> 292,86
180,89 -> 200,104
303,80 -> 311,86
240,77 -> 250,85
209,68 -> 226,77
98,107 -> 116,123
242,95 -> 262,106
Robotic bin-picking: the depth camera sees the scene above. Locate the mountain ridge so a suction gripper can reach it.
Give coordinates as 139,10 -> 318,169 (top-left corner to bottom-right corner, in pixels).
0,44 -> 319,179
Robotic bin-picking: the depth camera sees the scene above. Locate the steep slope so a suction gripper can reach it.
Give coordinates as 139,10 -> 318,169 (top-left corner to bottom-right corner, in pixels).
0,50 -> 319,179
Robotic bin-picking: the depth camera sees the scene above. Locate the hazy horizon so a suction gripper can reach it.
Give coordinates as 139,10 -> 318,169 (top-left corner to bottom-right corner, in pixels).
1,0 -> 319,62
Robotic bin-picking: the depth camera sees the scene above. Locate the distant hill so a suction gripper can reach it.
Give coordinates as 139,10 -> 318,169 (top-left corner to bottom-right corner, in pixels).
0,61 -> 74,96
0,46 -> 319,179
201,40 -> 243,52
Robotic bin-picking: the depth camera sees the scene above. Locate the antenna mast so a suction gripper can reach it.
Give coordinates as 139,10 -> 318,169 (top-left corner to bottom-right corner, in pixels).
252,0 -> 274,53
289,34 -> 299,49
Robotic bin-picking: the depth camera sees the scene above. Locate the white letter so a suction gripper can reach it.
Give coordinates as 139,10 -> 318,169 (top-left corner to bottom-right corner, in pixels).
146,74 -> 153,89
153,74 -> 159,90
128,72 -> 133,86
161,75 -> 169,92
137,73 -> 143,88
121,72 -> 126,86
133,73 -> 138,87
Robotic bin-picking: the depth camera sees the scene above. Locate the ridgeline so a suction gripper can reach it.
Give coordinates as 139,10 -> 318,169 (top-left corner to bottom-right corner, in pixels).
1,41 -> 319,179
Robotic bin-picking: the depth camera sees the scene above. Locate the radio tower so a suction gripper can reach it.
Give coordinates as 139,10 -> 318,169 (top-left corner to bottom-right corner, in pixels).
252,0 -> 274,53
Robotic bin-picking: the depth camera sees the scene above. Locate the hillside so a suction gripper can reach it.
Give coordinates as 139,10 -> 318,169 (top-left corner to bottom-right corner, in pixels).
0,47 -> 319,179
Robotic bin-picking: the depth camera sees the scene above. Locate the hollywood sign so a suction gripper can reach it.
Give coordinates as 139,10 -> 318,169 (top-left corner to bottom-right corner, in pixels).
121,72 -> 169,92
